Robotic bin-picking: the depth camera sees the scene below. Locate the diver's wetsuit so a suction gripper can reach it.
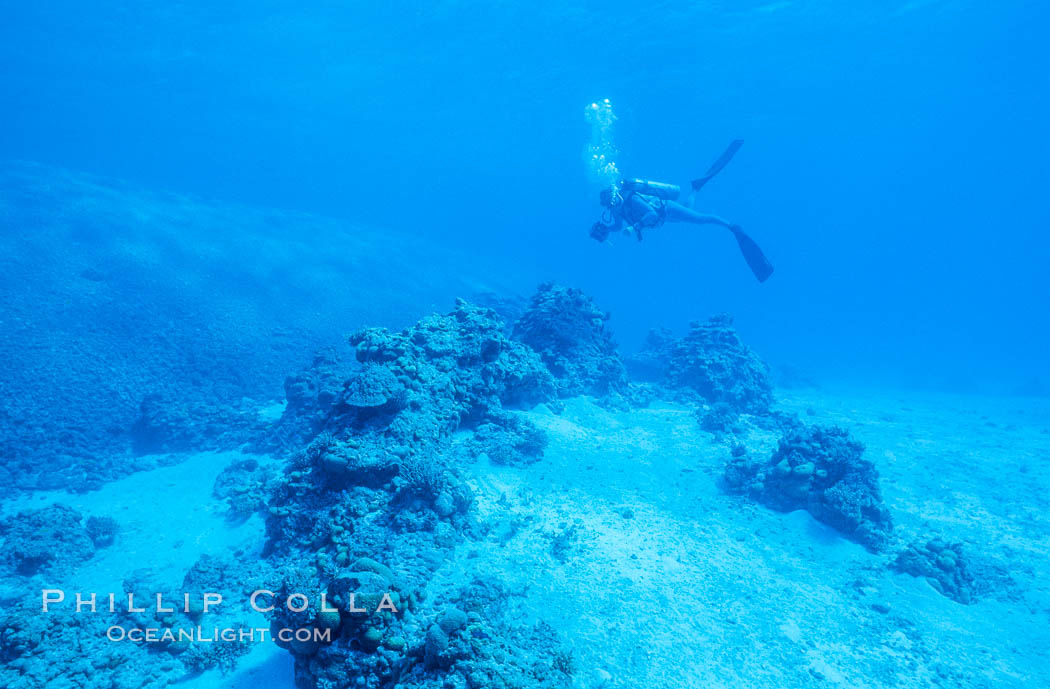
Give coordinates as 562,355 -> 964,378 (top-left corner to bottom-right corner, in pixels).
606,188 -> 732,241
589,141 -> 774,282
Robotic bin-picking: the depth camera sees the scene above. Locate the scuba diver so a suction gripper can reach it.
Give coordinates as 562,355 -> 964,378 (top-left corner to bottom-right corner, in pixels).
589,140 -> 775,283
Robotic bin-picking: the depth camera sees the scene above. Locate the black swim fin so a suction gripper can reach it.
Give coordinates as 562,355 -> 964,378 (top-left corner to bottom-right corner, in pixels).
687,139 -> 744,208
692,139 -> 743,192
729,225 -> 774,283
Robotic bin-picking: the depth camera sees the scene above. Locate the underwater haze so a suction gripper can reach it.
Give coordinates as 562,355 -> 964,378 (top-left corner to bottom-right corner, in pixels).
3,0 -> 1048,391
2,2 -> 1050,689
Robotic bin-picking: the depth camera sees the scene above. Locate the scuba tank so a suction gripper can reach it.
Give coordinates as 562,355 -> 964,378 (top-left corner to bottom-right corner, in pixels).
621,178 -> 680,200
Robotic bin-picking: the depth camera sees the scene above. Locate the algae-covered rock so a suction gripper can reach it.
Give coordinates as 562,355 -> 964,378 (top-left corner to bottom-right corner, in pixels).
348,299 -> 557,430
316,609 -> 342,631
0,504 -> 95,577
468,410 -> 549,466
315,434 -> 400,488
437,607 -> 468,635
724,425 -> 892,551
667,314 -> 773,413
424,624 -> 450,669
624,327 -> 676,383
85,515 -> 119,548
351,557 -> 400,588
342,363 -> 407,416
359,626 -> 383,652
262,301 -> 572,689
892,538 -> 1014,604
289,635 -> 321,657
328,571 -> 394,613
697,401 -> 744,436
212,457 -> 276,521
433,492 -> 456,517
261,348 -> 352,450
512,283 -> 629,401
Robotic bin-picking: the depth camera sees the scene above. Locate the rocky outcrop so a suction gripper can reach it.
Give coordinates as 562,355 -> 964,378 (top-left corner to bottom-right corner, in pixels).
892,538 -> 1014,604
129,394 -> 263,456
623,327 -> 676,383
261,349 -> 353,452
667,314 -> 773,413
512,283 -> 629,401
724,425 -> 893,551
0,504 -> 95,577
260,300 -> 570,689
625,315 -> 773,414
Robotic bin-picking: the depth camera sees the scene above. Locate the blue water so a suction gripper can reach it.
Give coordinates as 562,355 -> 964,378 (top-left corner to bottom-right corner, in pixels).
2,2 -> 1050,688
3,1 -> 1047,391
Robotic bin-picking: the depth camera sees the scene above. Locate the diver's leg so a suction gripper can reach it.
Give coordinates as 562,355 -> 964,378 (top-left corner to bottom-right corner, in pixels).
664,201 -> 773,282
664,202 -> 733,229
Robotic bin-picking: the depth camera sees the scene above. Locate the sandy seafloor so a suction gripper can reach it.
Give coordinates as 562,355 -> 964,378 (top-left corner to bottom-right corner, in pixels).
4,387 -> 1048,689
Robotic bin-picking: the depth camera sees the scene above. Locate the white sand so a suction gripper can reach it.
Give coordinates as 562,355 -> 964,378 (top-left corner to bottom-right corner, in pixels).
459,391 -> 1050,689
1,450 -> 295,687
4,388 -> 1048,688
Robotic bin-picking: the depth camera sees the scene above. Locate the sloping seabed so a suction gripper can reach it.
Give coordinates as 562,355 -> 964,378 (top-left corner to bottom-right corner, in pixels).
3,389 -> 1048,688
1,181 -> 1048,689
0,161 -> 516,493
